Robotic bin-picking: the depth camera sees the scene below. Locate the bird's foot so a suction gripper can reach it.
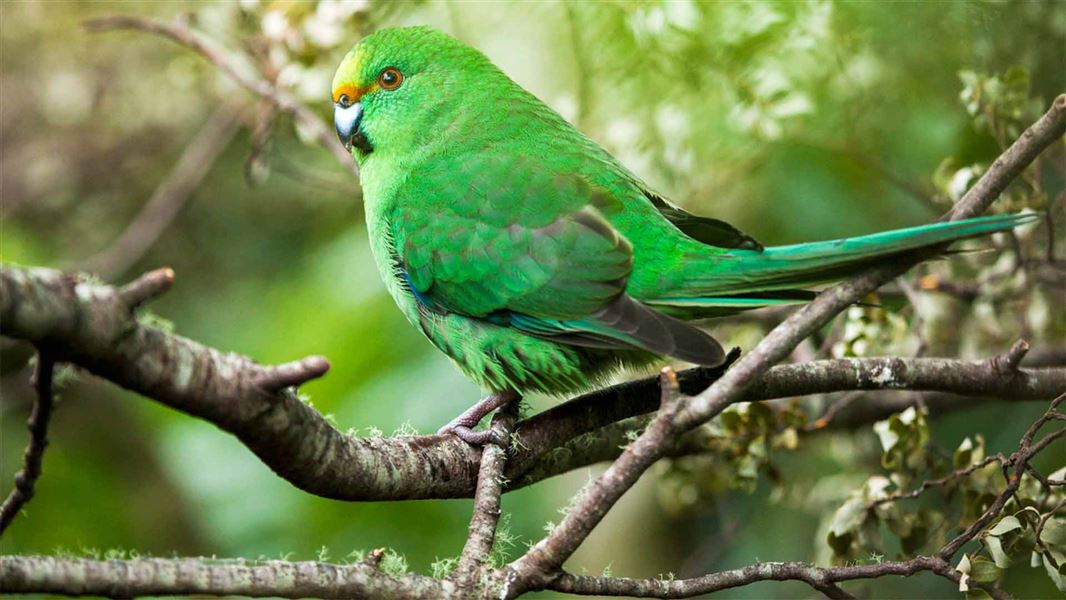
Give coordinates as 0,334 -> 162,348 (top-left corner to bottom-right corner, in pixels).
437,390 -> 519,446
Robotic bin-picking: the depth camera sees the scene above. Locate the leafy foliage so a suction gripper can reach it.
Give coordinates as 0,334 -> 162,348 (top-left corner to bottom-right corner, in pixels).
1,1 -> 1063,597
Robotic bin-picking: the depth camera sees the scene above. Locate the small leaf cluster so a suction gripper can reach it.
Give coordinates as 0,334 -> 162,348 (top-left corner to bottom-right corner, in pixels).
822,405 -> 1065,595
826,406 -> 939,561
832,303 -> 910,359
958,67 -> 1042,143
657,400 -> 806,514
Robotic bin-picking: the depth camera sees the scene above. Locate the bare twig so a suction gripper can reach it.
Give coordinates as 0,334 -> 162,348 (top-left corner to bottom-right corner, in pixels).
78,103 -> 244,278
0,350 -> 55,535
550,554 -> 1014,600
804,391 -> 863,431
896,276 -> 929,356
502,95 -> 1065,596
938,394 -> 1065,560
117,267 -> 176,310
252,356 -> 331,392
83,15 -> 357,178
874,453 -> 1008,506
547,556 -> 952,599
991,338 -> 1030,372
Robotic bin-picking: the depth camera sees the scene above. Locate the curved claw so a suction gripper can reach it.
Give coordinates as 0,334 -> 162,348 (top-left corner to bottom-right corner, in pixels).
440,425 -> 504,446
437,390 -> 519,446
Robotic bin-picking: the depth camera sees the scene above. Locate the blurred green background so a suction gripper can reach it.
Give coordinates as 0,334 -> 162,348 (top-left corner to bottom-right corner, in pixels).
2,1 -> 1063,598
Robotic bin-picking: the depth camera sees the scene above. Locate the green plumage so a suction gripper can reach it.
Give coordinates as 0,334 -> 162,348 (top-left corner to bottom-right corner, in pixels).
332,26 -> 1037,397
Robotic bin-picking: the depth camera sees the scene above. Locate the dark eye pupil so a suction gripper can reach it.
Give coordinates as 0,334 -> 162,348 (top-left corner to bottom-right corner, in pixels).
339,95 -> 350,108
382,71 -> 396,84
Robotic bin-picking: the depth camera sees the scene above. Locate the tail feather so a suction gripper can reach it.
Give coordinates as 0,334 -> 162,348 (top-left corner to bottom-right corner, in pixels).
651,213 -> 1038,310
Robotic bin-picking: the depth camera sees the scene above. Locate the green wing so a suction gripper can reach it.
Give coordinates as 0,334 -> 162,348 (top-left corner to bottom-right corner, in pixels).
391,155 -> 725,365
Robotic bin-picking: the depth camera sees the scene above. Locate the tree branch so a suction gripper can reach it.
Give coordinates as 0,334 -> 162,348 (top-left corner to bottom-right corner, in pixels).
0,556 -> 451,599
545,396 -> 1066,600
82,15 -> 357,179
1,265 -> 1062,502
0,349 -> 55,535
502,95 -> 1065,596
0,80 -> 1060,599
78,103 -> 244,279
547,556 -> 983,600
455,402 -> 518,585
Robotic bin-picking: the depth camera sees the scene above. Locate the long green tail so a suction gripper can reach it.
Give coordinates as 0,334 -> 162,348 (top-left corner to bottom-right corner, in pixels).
649,213 -> 1038,314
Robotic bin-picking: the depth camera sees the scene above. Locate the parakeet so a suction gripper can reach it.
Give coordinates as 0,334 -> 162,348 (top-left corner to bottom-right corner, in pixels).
331,26 -> 1037,444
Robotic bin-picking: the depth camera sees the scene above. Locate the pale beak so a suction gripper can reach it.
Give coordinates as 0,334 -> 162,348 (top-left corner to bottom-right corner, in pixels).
334,102 -> 363,151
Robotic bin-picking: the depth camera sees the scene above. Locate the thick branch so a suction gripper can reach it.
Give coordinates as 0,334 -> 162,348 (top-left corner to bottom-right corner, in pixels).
0,556 -> 450,599
0,266 -> 485,501
1,265 -> 1063,502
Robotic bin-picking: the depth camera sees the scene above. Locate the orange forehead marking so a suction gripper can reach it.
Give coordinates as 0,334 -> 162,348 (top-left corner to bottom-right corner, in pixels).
332,83 -> 368,103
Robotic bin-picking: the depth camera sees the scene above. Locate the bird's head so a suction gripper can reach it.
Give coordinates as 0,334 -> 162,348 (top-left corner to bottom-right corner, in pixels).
331,26 -> 499,159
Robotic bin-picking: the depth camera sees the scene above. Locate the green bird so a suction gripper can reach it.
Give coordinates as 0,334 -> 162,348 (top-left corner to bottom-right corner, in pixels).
331,26 -> 1036,444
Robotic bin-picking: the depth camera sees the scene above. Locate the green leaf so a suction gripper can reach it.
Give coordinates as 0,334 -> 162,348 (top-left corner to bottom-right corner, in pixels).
957,553 -> 971,575
953,435 -> 985,469
984,534 -> 1010,569
968,555 -> 1002,583
873,418 -> 899,453
1043,553 -> 1066,593
720,408 -> 742,432
1040,518 -> 1066,550
827,496 -> 869,557
987,515 -> 1023,536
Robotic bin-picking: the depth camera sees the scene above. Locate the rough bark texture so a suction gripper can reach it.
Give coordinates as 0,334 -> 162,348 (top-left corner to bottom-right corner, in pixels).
2,266 -> 1061,502
0,556 -> 452,599
0,13 -> 1062,595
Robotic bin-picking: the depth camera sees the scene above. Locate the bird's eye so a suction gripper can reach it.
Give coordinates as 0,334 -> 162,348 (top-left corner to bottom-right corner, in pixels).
337,94 -> 352,109
377,67 -> 404,91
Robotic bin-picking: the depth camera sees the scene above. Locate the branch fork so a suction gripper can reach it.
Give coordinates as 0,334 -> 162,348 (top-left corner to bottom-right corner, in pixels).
0,17 -> 1063,597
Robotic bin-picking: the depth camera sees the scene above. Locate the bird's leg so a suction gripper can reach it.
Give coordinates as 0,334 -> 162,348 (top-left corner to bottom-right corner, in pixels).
438,389 -> 520,446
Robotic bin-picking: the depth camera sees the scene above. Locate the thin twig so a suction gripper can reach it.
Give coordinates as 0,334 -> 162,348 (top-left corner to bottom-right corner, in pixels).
547,557 -> 948,599
117,267 -> 176,310
0,350 -> 56,535
78,103 -> 244,278
873,453 -> 1008,506
503,95 -> 1065,596
896,276 -> 929,356
938,394 -> 1065,559
804,391 -> 863,432
83,15 -> 357,178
